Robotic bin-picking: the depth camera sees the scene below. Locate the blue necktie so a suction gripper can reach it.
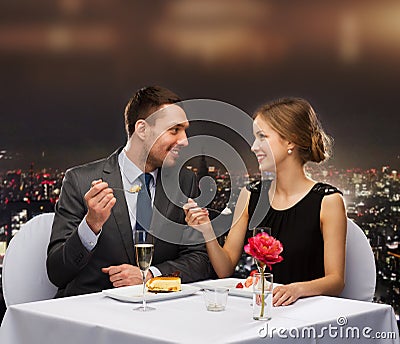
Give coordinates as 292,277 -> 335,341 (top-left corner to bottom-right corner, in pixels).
136,173 -> 153,231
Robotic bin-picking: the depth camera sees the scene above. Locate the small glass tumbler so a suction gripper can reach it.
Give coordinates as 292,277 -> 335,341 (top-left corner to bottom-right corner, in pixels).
252,272 -> 273,321
203,287 -> 229,312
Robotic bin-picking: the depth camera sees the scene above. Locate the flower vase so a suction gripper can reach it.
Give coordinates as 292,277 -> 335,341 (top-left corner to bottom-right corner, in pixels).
258,262 -> 266,319
252,263 -> 273,321
244,232 -> 281,321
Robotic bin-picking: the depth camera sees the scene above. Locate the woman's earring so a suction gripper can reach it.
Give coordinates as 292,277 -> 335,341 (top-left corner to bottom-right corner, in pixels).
287,149 -> 293,155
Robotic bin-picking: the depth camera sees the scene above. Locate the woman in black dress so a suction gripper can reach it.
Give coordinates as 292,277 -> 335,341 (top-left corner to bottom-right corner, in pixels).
185,98 -> 347,306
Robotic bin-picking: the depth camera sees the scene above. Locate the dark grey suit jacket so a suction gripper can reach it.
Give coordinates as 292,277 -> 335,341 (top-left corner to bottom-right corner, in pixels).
46,148 -> 212,297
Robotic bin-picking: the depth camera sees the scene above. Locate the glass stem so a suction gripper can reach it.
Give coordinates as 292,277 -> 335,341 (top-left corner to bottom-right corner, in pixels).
142,270 -> 146,311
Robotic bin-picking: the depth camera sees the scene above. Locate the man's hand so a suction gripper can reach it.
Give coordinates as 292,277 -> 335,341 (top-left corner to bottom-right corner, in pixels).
85,179 -> 116,234
102,264 -> 153,287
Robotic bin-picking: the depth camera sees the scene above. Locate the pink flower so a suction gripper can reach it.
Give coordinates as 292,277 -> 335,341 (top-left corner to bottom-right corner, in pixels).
244,233 -> 283,270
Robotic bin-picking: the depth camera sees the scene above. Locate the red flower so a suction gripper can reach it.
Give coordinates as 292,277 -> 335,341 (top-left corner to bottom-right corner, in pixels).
244,233 -> 283,270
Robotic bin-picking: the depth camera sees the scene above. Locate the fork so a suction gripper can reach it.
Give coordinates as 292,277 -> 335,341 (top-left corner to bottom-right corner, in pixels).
110,187 -> 139,194
180,202 -> 232,215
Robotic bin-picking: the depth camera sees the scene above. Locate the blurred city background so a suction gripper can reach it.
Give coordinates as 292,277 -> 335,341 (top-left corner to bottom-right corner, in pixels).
0,0 -> 399,325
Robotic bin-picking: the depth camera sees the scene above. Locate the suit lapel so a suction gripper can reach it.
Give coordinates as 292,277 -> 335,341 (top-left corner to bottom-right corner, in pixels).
102,149 -> 135,264
154,168 -> 171,220
152,168 -> 187,244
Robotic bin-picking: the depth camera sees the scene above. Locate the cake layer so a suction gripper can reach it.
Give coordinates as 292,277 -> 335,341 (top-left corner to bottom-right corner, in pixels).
146,276 -> 181,292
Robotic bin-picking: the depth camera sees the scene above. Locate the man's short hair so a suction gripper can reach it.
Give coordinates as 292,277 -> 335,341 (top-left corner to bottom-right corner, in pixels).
124,86 -> 181,138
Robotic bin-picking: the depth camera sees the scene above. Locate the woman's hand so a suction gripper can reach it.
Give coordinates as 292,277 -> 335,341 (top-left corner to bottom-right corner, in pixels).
183,198 -> 213,236
272,283 -> 304,306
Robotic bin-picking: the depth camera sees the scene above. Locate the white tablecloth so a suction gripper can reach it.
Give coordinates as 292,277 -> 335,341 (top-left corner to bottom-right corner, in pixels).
1,287 -> 398,344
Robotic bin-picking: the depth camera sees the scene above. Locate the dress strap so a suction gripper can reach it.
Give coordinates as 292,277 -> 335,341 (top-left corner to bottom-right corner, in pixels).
246,180 -> 261,192
246,179 -> 272,193
311,182 -> 343,196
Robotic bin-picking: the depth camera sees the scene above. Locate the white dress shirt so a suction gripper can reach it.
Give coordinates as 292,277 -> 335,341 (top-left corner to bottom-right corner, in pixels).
78,149 -> 161,277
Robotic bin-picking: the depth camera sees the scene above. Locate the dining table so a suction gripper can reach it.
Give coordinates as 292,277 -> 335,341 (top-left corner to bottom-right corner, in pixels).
0,278 -> 399,344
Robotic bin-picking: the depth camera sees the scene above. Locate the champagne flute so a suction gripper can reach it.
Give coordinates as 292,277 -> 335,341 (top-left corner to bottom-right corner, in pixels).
134,229 -> 155,312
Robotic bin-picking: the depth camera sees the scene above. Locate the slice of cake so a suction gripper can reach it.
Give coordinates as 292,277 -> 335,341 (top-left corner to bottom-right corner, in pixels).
146,276 -> 181,292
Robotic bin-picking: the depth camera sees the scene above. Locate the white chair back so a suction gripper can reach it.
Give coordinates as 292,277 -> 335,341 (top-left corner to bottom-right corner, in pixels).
339,218 -> 376,302
2,213 -> 58,306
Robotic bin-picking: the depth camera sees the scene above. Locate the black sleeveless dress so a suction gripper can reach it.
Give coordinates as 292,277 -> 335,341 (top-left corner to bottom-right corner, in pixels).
247,182 -> 342,285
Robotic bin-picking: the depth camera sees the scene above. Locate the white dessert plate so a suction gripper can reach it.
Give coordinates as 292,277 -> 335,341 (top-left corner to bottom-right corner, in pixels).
194,278 -> 253,298
102,284 -> 200,303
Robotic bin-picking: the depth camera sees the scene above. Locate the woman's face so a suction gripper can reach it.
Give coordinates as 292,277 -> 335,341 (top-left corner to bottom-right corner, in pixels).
251,116 -> 290,172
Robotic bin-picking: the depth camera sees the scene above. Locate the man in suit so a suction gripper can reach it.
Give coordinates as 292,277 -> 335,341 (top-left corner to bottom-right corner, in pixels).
47,86 -> 212,297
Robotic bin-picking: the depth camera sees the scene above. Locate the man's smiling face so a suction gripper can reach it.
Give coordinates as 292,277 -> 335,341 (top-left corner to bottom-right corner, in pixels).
145,104 -> 189,170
